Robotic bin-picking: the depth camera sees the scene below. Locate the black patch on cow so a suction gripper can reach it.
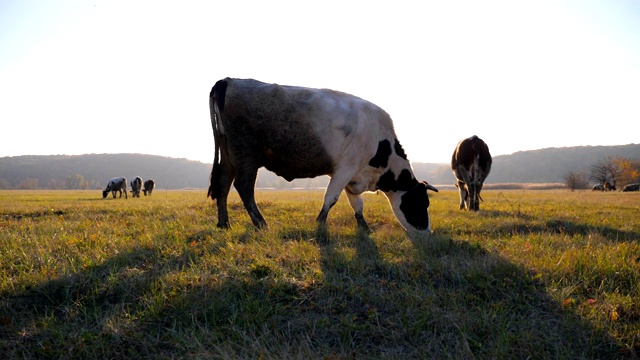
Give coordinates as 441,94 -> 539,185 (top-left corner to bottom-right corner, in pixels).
376,169 -> 418,192
394,139 -> 408,160
376,170 -> 397,192
400,183 -> 430,230
210,79 -> 228,113
397,169 -> 417,191
369,140 -> 392,168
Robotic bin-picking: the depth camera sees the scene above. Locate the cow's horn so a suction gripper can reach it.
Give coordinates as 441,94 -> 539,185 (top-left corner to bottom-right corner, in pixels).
424,182 -> 438,192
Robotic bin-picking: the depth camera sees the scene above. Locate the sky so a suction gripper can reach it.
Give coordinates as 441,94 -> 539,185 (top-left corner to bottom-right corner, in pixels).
1,0 -> 639,165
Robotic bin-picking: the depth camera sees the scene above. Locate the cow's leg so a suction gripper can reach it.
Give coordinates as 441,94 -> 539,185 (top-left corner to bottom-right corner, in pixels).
472,183 -> 484,211
123,187 -> 128,199
456,181 -> 466,209
234,165 -> 267,229
345,191 -> 370,232
468,183 -> 477,211
214,160 -> 236,229
317,170 -> 355,224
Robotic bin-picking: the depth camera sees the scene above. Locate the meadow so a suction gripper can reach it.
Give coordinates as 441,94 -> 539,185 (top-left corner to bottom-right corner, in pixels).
0,189 -> 638,359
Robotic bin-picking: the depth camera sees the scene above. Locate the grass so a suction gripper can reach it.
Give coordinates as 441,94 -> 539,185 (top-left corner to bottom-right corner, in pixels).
0,189 -> 638,359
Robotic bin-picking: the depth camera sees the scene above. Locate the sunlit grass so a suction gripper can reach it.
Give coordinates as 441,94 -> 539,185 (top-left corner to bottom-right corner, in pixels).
0,189 -> 638,358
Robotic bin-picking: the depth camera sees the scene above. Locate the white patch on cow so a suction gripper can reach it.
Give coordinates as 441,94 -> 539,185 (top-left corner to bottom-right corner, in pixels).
107,177 -> 124,188
213,101 -> 224,135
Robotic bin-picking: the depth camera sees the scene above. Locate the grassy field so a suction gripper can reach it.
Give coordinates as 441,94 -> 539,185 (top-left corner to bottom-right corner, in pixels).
0,189 -> 638,359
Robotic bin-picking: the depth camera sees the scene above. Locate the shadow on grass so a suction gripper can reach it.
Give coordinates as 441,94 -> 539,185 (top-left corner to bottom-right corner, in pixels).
490,216 -> 640,243
0,230 -> 632,359
312,231 -> 627,358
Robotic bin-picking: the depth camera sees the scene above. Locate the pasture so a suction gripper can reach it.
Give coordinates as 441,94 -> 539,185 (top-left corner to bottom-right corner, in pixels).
0,189 -> 638,359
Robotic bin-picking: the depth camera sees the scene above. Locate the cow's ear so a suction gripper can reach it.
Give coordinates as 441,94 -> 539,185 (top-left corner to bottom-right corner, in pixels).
422,181 -> 438,193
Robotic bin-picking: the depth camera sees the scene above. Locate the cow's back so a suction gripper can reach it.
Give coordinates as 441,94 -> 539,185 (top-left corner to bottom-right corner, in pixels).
215,78 -> 391,180
452,136 -> 491,172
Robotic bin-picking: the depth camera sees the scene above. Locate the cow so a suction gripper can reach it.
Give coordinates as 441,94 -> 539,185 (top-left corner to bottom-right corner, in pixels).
207,78 -> 438,234
130,176 -> 142,197
622,183 -> 640,192
143,179 -> 155,196
592,184 -> 604,191
451,135 -> 492,211
603,181 -> 616,191
102,177 -> 128,199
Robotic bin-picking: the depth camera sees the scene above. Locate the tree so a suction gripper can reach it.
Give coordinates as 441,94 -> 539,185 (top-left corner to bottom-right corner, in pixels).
615,158 -> 640,186
0,178 -> 12,189
564,170 -> 589,191
590,156 -> 624,188
65,174 -> 87,189
17,178 -> 39,190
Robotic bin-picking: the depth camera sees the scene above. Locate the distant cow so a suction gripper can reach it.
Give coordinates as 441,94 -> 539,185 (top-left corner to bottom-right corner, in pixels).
130,176 -> 142,197
603,181 -> 616,191
102,177 -> 128,199
143,179 -> 155,196
207,78 -> 438,234
622,183 -> 640,192
592,184 -> 604,191
451,135 -> 492,211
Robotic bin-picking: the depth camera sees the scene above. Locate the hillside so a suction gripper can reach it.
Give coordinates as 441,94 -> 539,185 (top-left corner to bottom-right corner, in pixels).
0,154 -> 211,190
1,144 -> 639,190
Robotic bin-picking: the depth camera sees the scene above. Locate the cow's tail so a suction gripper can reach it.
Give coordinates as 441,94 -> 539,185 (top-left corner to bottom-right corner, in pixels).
207,79 -> 227,199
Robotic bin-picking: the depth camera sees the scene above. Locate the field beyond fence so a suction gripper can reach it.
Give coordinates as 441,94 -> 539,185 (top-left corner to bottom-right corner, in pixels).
0,189 -> 638,359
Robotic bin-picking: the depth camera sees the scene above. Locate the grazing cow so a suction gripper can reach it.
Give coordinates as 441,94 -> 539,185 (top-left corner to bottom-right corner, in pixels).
622,183 -> 640,192
130,176 -> 142,197
143,179 -> 155,196
603,181 -> 616,191
207,78 -> 438,234
592,184 -> 604,191
102,177 -> 128,199
451,135 -> 492,211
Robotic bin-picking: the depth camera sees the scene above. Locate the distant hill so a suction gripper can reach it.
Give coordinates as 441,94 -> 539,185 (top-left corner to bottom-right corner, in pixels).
1,144 -> 639,190
0,154 -> 211,190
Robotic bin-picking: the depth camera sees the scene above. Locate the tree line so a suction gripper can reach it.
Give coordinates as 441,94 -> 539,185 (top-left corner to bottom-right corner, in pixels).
564,156 -> 640,191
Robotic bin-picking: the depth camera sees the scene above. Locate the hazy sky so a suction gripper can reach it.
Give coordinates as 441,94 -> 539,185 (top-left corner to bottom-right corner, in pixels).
2,0 -> 639,165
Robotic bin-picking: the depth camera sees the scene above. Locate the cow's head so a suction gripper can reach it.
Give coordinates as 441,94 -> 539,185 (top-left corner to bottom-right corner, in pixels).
386,181 -> 439,233
102,189 -> 110,199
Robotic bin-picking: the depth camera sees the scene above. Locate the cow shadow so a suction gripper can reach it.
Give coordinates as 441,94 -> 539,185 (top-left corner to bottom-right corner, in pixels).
490,216 -> 640,243
313,231 -> 626,358
1,227 -> 631,358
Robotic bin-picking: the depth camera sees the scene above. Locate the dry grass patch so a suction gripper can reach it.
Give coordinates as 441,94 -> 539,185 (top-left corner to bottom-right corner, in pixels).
0,189 -> 638,358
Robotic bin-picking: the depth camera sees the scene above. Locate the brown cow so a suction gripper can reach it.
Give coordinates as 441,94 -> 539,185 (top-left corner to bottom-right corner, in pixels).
451,135 -> 492,211
143,179 -> 155,196
603,181 -> 616,191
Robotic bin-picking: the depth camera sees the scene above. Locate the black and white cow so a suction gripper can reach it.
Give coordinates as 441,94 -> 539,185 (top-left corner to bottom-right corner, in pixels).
207,78 -> 438,234
592,184 -> 604,191
622,183 -> 640,192
130,176 -> 142,197
451,135 -> 492,211
603,181 -> 616,191
143,179 -> 155,196
102,177 -> 128,199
